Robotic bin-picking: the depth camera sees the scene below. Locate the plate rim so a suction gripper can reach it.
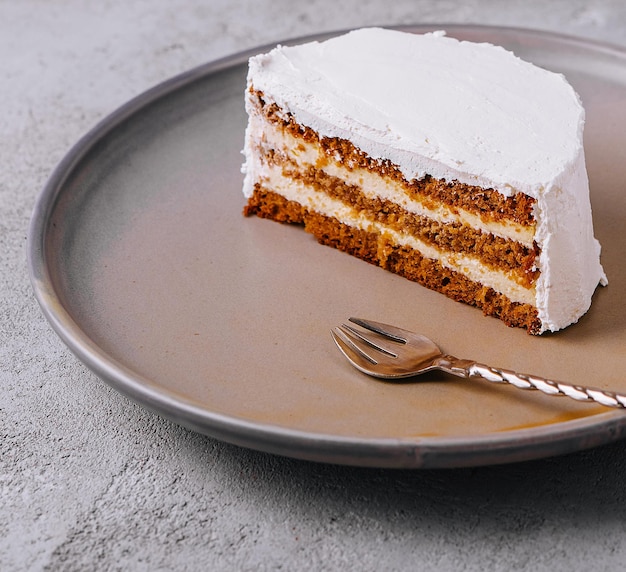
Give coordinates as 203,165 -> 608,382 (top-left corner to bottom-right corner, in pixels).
27,24 -> 626,469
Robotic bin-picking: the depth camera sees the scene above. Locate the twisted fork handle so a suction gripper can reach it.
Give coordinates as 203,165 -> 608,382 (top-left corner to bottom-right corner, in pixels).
436,356 -> 626,409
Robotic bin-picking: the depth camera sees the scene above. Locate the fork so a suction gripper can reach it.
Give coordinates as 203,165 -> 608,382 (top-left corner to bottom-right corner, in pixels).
331,317 -> 626,409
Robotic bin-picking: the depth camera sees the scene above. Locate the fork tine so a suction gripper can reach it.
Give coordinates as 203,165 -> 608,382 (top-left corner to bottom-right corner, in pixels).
340,323 -> 398,357
331,327 -> 379,365
348,317 -> 410,343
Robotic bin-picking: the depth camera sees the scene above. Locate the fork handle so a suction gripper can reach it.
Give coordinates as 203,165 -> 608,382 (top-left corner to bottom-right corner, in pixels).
436,356 -> 626,409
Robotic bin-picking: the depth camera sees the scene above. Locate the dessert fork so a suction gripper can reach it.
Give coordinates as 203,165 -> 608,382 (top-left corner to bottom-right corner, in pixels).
331,318 -> 626,409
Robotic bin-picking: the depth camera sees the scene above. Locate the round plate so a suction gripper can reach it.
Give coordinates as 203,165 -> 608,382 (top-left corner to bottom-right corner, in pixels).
28,25 -> 626,468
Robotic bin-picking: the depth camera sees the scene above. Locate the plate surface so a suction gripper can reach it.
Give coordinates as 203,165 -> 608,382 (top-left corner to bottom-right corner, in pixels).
29,25 -> 626,468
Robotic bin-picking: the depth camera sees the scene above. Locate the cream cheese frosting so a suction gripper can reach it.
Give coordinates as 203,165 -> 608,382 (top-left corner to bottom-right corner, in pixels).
242,28 -> 606,333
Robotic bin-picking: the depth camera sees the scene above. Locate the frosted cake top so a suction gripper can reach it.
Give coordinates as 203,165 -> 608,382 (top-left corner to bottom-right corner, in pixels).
247,28 -> 586,199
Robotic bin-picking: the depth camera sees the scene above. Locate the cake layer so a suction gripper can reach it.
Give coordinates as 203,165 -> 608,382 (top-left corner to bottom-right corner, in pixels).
244,186 -> 541,333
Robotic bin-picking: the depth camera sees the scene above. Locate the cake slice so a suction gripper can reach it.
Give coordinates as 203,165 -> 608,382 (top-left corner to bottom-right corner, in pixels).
241,28 -> 607,334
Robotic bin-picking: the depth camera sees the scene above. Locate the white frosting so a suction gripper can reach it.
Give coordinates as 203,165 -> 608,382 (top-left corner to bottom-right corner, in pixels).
242,28 -> 606,332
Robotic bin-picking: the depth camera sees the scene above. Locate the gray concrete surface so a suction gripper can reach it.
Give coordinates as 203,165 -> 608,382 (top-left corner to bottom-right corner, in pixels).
3,1 -> 626,570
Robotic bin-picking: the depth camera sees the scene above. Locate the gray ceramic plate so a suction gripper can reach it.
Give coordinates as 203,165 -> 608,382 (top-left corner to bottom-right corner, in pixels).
28,25 -> 626,468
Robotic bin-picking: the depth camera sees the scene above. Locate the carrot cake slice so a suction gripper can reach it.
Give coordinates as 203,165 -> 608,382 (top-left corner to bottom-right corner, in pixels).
241,28 -> 607,334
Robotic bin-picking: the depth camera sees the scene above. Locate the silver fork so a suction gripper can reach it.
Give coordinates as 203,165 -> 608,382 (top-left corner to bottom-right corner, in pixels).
331,317 -> 626,409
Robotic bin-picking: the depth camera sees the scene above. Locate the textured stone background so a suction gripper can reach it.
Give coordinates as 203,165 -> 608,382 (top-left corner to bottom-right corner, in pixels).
3,1 -> 626,570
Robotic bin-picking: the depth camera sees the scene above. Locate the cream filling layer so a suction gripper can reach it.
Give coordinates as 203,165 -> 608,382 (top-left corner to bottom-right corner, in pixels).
254,115 -> 535,248
257,163 -> 536,306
